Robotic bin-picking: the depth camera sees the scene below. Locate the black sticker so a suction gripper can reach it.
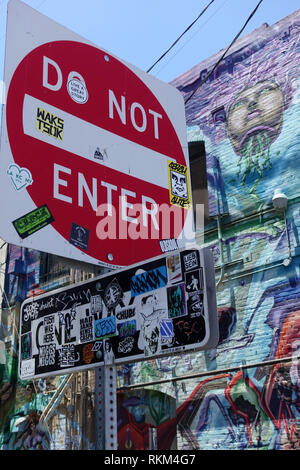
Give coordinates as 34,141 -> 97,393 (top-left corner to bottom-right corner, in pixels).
69,222 -> 90,250
185,268 -> 203,293
13,204 -> 54,239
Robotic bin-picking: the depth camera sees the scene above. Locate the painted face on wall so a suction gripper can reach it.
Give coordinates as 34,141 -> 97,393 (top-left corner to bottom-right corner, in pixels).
227,80 -> 284,155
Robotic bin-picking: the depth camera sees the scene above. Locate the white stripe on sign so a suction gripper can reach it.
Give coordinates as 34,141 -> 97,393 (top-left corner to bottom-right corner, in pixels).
23,94 -> 175,189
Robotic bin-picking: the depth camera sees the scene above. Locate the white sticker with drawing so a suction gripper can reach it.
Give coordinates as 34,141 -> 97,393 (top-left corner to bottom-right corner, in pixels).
20,358 -> 35,378
7,163 -> 33,191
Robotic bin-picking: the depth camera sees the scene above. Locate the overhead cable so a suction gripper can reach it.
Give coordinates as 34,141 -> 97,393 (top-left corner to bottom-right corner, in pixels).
146,0 -> 216,73
184,0 -> 264,104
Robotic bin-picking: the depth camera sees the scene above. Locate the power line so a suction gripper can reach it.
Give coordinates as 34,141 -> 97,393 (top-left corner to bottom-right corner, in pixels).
152,0 -> 230,78
184,0 -> 264,104
146,0 -> 216,73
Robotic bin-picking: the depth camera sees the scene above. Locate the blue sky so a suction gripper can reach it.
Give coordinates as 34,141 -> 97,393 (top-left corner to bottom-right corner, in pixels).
0,0 -> 300,84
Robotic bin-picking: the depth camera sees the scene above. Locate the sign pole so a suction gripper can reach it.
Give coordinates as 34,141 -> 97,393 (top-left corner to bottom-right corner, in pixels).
18,247 -> 218,449
94,364 -> 117,450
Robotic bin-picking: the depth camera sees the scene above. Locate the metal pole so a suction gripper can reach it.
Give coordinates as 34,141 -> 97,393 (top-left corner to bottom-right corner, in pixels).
94,364 -> 117,450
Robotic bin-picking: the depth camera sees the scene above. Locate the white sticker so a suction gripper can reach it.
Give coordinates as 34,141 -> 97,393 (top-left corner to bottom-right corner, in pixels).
67,71 -> 88,104
20,358 -> 35,378
7,163 -> 33,191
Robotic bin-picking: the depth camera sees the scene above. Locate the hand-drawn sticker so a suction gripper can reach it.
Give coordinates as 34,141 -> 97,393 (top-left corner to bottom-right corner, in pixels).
117,320 -> 137,337
117,336 -> 135,355
185,269 -> 203,293
167,160 -> 191,210
139,289 -> 168,322
166,253 -> 182,283
7,163 -> 33,191
116,307 -> 135,321
91,295 -> 103,317
13,204 -> 54,239
159,238 -> 178,253
173,316 -> 206,345
94,316 -> 116,340
20,358 -> 35,378
187,292 -> 204,318
182,251 -> 199,271
143,320 -> 161,357
103,278 -> 123,310
130,265 -> 167,297
167,283 -> 186,318
58,344 -> 80,368
67,71 -> 88,104
36,107 -> 64,141
58,307 -> 76,343
79,315 -> 94,343
38,344 -> 55,367
69,222 -> 90,251
42,314 -> 55,345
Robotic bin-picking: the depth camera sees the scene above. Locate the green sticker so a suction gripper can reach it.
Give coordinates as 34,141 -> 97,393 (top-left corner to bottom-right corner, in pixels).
13,204 -> 54,239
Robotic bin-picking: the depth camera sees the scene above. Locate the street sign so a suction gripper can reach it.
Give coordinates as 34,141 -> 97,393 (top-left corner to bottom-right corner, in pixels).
0,0 -> 193,267
19,247 -> 218,380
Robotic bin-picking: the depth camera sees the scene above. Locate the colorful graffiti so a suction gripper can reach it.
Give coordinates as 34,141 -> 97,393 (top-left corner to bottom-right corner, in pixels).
125,10 -> 300,450
0,245 -> 96,450
176,15 -> 300,215
117,389 -> 177,450
1,10 -> 300,451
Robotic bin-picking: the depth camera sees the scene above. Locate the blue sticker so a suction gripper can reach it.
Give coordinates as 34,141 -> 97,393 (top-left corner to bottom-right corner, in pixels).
94,316 -> 116,340
117,320 -> 136,337
130,265 -> 167,297
160,319 -> 174,339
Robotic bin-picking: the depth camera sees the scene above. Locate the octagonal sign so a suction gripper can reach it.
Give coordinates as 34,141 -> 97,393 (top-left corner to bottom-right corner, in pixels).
0,0 -> 193,268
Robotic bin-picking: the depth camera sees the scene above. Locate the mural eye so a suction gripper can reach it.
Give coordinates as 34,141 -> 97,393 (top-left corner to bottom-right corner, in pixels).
232,99 -> 246,111
258,86 -> 274,96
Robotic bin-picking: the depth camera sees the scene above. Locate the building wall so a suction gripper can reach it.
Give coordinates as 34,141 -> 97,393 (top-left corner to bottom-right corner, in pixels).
0,247 -> 98,449
0,9 -> 299,451
130,9 -> 300,450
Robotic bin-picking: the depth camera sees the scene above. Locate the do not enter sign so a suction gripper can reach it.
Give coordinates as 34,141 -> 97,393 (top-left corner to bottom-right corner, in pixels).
0,1 -> 193,267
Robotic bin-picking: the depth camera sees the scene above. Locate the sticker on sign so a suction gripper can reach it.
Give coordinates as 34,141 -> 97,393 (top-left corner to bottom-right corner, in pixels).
0,0 -> 193,267
18,247 -> 218,380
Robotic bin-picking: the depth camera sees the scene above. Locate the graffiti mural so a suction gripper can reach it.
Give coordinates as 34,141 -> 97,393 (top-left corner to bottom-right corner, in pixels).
128,10 -> 300,450
175,15 -> 300,215
0,9 -> 300,451
0,245 -> 97,450
117,389 -> 177,450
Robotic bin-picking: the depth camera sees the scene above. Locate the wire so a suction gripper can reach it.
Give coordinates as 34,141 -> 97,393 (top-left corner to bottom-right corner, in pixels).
184,0 -> 264,104
152,0 -> 230,78
146,0 -> 216,73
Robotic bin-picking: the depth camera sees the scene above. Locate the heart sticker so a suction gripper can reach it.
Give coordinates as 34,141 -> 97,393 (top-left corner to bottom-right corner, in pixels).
7,163 -> 33,191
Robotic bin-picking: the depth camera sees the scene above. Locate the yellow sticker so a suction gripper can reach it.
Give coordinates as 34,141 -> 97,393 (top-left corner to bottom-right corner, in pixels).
36,107 -> 64,141
167,160 -> 191,210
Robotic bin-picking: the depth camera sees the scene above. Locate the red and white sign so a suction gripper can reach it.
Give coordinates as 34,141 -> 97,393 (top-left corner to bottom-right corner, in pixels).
0,0 -> 193,267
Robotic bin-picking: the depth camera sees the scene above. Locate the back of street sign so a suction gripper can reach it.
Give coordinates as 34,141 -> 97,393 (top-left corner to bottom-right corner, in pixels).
19,247 -> 218,380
